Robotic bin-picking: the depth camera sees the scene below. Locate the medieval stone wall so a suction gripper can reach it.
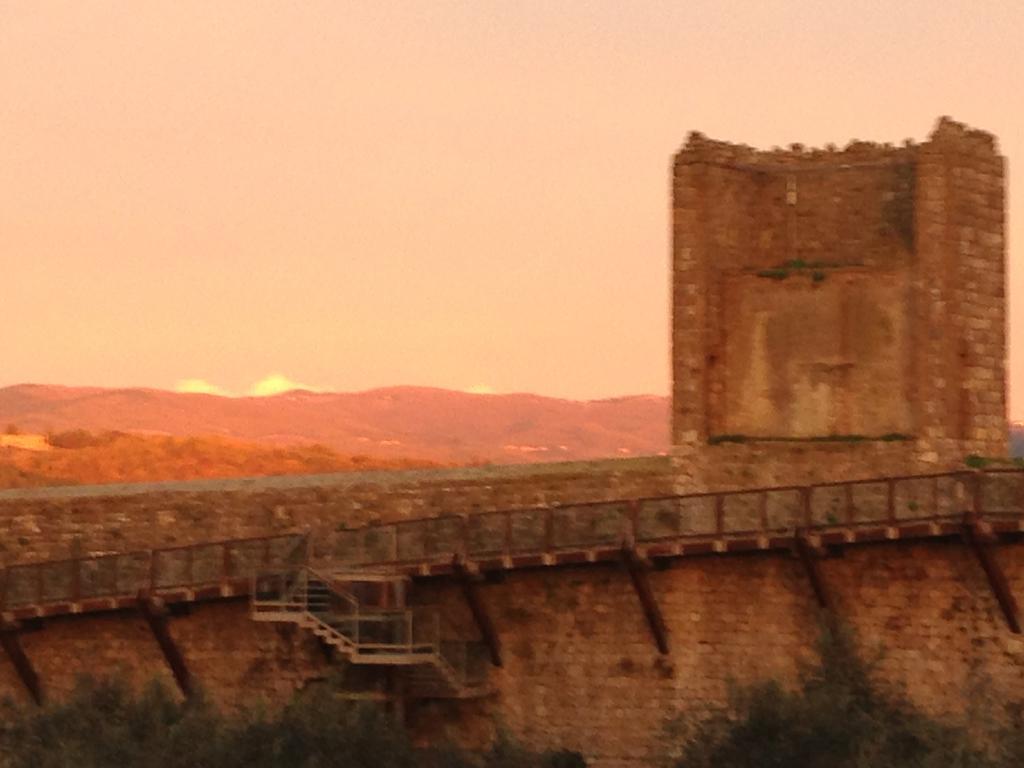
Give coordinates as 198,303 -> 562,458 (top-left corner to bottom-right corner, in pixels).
441,538 -> 1024,766
1,538 -> 1021,768
0,600 -> 329,710
0,457 -> 672,565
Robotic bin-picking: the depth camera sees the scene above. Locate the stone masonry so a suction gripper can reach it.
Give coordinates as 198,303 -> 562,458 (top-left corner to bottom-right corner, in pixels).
0,457 -> 672,565
671,117 -> 1007,491
1,538 -> 1021,768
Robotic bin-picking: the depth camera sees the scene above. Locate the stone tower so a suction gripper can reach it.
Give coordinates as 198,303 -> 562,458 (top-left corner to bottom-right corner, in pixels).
671,117 -> 1007,492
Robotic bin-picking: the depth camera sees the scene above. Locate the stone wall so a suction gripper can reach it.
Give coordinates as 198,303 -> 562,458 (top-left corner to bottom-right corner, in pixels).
441,538 -> 1024,767
671,117 -> 1007,492
915,121 -> 1008,462
0,600 -> 329,710
2,538 -> 1021,768
0,457 -> 673,565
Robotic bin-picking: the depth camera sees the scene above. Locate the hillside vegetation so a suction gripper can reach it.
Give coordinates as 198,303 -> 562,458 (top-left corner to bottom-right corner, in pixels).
0,430 -> 438,489
0,384 -> 669,464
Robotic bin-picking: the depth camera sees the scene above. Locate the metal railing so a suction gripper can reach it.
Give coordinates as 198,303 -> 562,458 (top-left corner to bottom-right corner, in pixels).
329,469 -> 1024,567
1,533 -> 308,612
8,469 -> 1024,612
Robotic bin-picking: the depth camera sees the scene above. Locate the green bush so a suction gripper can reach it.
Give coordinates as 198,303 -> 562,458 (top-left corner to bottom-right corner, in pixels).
670,627 -> 1021,768
0,677 -> 587,768
469,733 -> 586,768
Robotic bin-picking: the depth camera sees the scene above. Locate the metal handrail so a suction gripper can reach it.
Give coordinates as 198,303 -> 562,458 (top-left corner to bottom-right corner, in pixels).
1,532 -> 308,611
334,469 -> 1024,567
11,468 -> 1024,623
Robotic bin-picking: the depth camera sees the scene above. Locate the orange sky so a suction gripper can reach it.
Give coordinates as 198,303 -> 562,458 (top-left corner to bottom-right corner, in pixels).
2,2 -> 1022,414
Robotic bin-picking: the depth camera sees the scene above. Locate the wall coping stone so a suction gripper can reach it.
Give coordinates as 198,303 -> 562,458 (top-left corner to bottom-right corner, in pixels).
0,455 -> 671,503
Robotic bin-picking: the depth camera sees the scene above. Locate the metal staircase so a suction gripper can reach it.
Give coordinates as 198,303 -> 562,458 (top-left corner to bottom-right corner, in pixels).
251,566 -> 490,699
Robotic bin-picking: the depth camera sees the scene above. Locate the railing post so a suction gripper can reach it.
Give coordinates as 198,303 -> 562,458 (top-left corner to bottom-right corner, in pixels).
186,547 -> 195,587
845,484 -> 855,525
504,511 -> 513,555
36,566 -> 43,605
420,520 -> 433,560
149,551 -> 158,593
70,538 -> 82,603
972,472 -> 984,518
354,590 -> 360,648
354,528 -> 364,565
715,495 -> 725,535
434,611 -> 441,656
802,487 -> 813,528
544,508 -> 554,552
222,544 -> 233,587
887,479 -> 896,524
71,558 -> 81,603
625,500 -> 640,548
1018,469 -> 1024,517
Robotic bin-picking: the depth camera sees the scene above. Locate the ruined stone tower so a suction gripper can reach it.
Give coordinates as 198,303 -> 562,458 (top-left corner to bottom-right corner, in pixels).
671,117 -> 1007,491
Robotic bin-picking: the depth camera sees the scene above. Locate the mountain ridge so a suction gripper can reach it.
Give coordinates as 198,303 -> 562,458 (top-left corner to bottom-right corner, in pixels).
0,384 -> 670,464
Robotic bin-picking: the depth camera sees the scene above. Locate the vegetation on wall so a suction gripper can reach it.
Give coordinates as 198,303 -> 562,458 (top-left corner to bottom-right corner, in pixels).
965,454 -> 1024,470
708,433 -> 912,446
753,260 -> 862,282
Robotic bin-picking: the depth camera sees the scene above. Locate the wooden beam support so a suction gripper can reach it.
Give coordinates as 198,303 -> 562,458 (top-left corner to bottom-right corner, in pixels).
137,594 -> 194,697
452,556 -> 502,667
963,519 -> 1021,634
621,547 -> 669,655
794,535 -> 832,613
0,623 -> 42,705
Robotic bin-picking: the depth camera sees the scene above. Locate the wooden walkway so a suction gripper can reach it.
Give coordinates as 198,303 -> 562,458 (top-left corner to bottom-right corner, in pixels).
0,533 -> 307,622
331,468 -> 1024,574
2,469 -> 1023,621
1,468 -> 1022,703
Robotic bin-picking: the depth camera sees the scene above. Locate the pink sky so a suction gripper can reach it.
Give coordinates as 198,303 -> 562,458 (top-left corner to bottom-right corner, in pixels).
2,2 -> 1022,414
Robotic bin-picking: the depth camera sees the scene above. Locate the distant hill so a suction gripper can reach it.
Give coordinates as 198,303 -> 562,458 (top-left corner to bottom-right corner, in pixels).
0,384 -> 670,464
0,430 -> 438,489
